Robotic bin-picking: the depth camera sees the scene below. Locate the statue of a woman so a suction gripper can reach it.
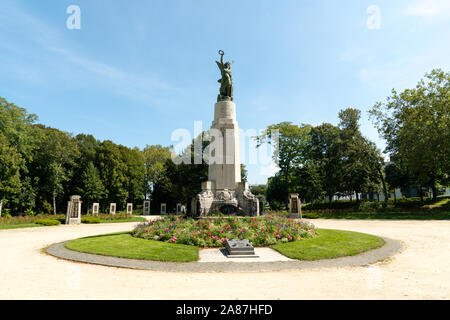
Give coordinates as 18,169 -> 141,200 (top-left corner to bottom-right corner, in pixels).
216,50 -> 234,102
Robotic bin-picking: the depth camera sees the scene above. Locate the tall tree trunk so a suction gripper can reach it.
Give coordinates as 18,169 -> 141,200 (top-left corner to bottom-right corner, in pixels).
328,194 -> 333,208
0,199 -> 3,217
378,166 -> 389,204
393,189 -> 397,204
431,185 -> 438,202
53,195 -> 57,216
418,186 -> 424,203
356,192 -> 360,203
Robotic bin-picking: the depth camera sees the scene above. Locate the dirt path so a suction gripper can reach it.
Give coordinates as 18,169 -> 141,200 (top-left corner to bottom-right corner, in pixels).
1,219 -> 449,300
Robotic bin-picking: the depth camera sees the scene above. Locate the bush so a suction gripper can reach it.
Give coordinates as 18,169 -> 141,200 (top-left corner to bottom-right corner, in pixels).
35,219 -> 61,226
81,217 -> 101,224
132,215 -> 316,247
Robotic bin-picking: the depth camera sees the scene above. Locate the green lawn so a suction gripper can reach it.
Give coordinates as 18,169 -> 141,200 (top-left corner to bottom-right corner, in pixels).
271,229 -> 385,261
303,211 -> 450,220
65,232 -> 199,262
98,217 -> 146,223
65,229 -> 384,263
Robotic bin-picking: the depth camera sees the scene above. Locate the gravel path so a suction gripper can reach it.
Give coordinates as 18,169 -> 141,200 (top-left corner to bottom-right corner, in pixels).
1,219 -> 450,299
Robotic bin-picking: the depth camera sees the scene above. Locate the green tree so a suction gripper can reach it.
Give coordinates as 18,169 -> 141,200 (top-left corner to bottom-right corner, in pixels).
31,126 -> 80,215
256,122 -> 312,205
370,69 -> 450,201
78,162 -> 105,213
96,141 -> 128,209
308,123 -> 343,205
0,133 -> 22,216
142,145 -> 172,200
338,108 -> 384,202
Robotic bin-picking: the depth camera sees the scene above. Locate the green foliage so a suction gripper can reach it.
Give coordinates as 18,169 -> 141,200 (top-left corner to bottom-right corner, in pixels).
133,215 -> 316,247
81,216 -> 101,224
370,69 -> 450,200
258,109 -> 385,209
25,208 -> 36,216
35,219 -> 61,226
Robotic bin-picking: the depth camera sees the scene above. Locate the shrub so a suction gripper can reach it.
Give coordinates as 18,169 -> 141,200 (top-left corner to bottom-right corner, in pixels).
81,217 -> 101,224
25,208 -> 36,216
35,219 -> 61,226
132,215 -> 316,247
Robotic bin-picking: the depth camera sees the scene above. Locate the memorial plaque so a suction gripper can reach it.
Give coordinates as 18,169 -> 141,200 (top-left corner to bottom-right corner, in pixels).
143,200 -> 151,215
289,194 -> 302,219
66,195 -> 82,225
225,239 -> 257,258
92,203 -> 99,216
110,203 -> 116,215
126,203 -> 133,215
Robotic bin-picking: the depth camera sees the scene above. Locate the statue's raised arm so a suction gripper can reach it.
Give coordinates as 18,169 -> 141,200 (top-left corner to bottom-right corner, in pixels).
216,50 -> 234,102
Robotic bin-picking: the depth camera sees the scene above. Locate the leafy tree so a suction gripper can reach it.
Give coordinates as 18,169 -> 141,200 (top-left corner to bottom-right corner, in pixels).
256,122 -> 312,204
96,141 -> 128,209
370,69 -> 450,201
0,133 -> 22,216
30,126 -> 80,215
78,162 -> 105,213
142,145 -> 172,200
338,108 -> 384,202
308,123 -> 343,205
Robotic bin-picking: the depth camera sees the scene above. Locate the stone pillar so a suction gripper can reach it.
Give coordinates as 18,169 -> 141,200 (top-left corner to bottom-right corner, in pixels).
92,203 -> 99,216
193,100 -> 259,217
109,203 -> 116,215
126,203 -> 133,215
143,200 -> 151,215
289,194 -> 302,219
209,101 -> 241,190
66,195 -> 82,225
160,203 -> 167,215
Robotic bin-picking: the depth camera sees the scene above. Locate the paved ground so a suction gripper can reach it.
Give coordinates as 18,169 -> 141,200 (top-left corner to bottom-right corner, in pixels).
1,219 -> 450,299
198,248 -> 293,263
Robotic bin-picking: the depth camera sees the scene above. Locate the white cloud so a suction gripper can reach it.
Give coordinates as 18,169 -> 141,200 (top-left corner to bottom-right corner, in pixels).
404,0 -> 450,16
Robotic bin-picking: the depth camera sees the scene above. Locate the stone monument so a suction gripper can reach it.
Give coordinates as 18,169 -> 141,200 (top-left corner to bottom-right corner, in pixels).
126,203 -> 133,215
289,194 -> 302,219
66,195 -> 82,225
160,203 -> 167,215
191,51 -> 259,217
143,200 -> 151,215
110,203 -> 116,215
92,203 -> 99,216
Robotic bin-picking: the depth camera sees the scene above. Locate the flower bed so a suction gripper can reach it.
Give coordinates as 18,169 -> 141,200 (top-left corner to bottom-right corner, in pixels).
132,215 -> 316,247
0,214 -> 66,226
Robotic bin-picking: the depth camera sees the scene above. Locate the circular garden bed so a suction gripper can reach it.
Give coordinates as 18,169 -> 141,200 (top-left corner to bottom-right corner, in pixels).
63,215 -> 386,263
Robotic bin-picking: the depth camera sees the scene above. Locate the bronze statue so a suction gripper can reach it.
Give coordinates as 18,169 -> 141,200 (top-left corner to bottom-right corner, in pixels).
216,50 -> 234,102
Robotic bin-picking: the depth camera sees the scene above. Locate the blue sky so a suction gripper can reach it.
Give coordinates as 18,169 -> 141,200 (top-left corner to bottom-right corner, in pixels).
1,0 -> 449,184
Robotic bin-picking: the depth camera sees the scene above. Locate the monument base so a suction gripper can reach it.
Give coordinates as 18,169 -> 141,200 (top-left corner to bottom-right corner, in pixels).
191,181 -> 259,217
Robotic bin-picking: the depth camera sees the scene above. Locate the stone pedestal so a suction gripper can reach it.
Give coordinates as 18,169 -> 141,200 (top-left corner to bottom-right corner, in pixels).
192,101 -> 259,216
126,203 -> 133,215
289,194 -> 302,219
66,195 -> 82,225
92,203 -> 99,216
109,203 -> 116,215
143,200 -> 151,215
